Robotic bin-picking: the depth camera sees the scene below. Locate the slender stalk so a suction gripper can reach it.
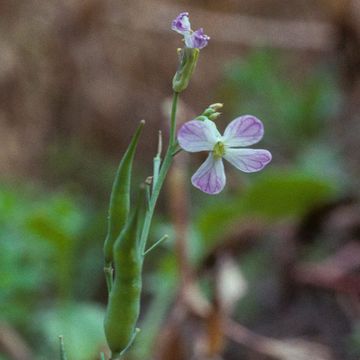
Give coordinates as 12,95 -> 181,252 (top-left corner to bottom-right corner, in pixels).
143,234 -> 168,256
169,92 -> 179,146
139,92 -> 179,255
59,335 -> 67,360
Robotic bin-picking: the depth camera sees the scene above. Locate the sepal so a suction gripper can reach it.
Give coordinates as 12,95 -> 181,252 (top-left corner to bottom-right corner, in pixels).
172,47 -> 199,93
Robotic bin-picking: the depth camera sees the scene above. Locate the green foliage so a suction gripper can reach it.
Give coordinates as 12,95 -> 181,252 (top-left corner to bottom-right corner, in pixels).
38,303 -> 106,360
221,50 -> 341,154
25,193 -> 86,300
239,170 -> 336,218
196,169 -> 337,249
0,185 -> 86,325
0,181 -> 111,360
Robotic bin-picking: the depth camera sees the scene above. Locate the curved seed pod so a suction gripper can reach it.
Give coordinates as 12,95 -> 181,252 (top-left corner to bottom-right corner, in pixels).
104,192 -> 145,358
103,120 -> 145,265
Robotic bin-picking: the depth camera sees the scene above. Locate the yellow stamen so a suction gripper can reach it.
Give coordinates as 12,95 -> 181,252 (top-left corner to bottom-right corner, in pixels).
213,141 -> 225,159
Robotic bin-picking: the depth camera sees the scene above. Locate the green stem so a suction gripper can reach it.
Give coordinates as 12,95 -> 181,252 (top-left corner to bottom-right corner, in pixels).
143,234 -> 168,256
152,131 -> 162,193
139,92 -> 179,255
59,335 -> 67,360
169,92 -> 179,146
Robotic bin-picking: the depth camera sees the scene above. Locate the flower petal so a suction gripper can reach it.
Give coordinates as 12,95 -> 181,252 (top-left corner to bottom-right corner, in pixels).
223,115 -> 264,147
171,12 -> 191,34
223,148 -> 272,173
185,28 -> 210,49
191,154 -> 226,194
178,119 -> 221,152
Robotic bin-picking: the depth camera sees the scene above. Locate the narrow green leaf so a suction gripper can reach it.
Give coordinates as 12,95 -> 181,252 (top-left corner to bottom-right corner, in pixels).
103,120 -> 145,265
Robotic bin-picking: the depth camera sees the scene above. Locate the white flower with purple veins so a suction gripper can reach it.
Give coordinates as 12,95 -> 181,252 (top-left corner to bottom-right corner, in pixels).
178,116 -> 272,194
171,12 -> 210,49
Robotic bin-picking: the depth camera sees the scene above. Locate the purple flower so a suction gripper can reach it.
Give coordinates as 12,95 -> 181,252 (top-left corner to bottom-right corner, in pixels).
177,116 -> 272,195
171,12 -> 191,34
171,12 -> 210,49
185,28 -> 210,50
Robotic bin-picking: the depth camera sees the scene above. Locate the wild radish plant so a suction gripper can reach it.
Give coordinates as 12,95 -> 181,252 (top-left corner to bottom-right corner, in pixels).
101,12 -> 271,359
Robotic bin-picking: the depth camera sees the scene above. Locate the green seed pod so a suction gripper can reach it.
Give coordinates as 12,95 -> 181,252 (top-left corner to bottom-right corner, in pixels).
104,192 -> 145,359
172,47 -> 199,93
103,120 -> 145,265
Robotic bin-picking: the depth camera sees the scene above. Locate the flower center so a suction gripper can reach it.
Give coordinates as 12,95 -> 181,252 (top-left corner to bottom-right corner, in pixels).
213,141 -> 225,159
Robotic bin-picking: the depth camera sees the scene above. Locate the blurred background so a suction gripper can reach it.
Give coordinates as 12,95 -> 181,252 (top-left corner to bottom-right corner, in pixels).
1,0 -> 360,359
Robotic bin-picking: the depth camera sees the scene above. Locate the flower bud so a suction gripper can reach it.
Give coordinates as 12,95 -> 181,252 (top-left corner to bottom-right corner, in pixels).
172,47 -> 199,93
171,12 -> 191,34
201,103 -> 224,121
208,112 -> 221,121
184,28 -> 210,49
194,115 -> 208,121
209,103 -> 224,111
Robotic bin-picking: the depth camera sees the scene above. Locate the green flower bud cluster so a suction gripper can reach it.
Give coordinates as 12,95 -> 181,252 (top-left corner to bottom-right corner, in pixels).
195,103 -> 224,121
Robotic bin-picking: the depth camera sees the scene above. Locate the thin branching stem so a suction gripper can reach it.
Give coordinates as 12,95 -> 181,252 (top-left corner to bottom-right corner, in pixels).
139,92 -> 179,255
143,234 -> 169,256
